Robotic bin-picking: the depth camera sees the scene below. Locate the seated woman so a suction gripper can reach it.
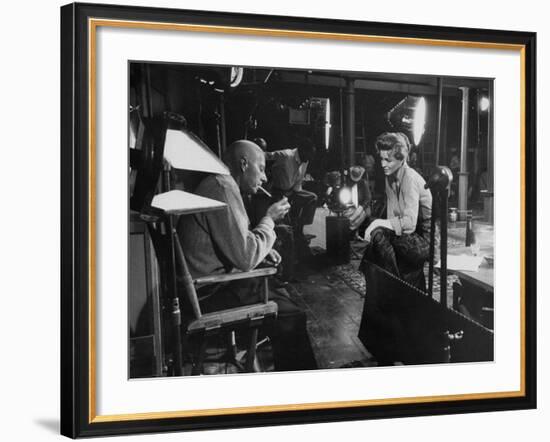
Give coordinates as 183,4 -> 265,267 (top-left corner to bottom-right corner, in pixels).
353,132 -> 432,290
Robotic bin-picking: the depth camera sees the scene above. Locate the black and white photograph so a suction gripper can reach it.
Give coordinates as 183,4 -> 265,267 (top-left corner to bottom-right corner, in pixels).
53,1 -> 537,439
128,61 -> 495,378
1,0 -> 546,439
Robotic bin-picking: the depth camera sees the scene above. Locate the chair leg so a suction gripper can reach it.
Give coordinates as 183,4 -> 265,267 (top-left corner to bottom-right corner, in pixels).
227,331 -> 238,360
192,332 -> 208,375
244,328 -> 259,372
227,331 -> 245,372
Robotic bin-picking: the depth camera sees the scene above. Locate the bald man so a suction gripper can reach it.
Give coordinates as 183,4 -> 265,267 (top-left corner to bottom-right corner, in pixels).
178,140 -> 317,372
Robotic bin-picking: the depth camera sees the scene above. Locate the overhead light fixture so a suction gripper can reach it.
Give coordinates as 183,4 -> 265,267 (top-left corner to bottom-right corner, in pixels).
386,95 -> 427,145
479,96 -> 490,112
194,67 -> 244,90
229,66 -> 244,88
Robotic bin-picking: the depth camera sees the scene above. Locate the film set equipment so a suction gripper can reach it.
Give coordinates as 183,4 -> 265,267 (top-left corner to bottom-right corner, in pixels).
131,113 -> 230,375
425,165 -> 453,298
324,170 -> 353,215
323,169 -> 360,264
359,260 -> 493,364
131,113 -> 277,376
386,95 -> 427,146
359,165 -> 493,364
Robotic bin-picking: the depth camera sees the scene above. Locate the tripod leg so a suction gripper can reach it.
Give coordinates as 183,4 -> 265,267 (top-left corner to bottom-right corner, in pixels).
167,215 -> 184,376
170,297 -> 183,376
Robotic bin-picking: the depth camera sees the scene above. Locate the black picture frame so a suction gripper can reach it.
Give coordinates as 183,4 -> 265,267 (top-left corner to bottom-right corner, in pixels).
60,2 -> 536,438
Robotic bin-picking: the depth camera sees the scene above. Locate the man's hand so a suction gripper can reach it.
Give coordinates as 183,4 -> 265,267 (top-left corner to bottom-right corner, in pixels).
264,249 -> 282,266
362,218 -> 393,243
343,205 -> 368,230
266,197 -> 290,222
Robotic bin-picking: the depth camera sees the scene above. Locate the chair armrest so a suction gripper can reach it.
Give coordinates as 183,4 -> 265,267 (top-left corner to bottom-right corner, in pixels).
194,267 -> 277,287
187,301 -> 278,334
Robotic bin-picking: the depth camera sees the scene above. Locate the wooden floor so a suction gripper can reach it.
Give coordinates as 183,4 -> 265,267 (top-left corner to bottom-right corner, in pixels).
285,258 -> 374,369
192,251 -> 374,376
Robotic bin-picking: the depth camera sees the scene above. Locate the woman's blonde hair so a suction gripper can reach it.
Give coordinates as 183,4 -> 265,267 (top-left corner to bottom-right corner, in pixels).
374,132 -> 411,161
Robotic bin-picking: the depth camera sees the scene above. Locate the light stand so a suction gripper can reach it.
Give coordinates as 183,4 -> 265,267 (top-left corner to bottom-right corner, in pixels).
425,166 -> 453,304
151,185 -> 226,375
324,171 -> 353,264
154,128 -> 228,376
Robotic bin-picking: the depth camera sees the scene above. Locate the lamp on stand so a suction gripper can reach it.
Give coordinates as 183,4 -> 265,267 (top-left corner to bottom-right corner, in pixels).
425,166 -> 453,304
131,113 -> 230,375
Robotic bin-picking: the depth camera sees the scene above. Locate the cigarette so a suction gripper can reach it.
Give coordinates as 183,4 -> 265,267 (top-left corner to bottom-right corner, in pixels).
258,186 -> 272,198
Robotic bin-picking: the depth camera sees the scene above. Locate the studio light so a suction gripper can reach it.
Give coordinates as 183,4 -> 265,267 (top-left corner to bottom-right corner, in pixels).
163,129 -> 229,175
338,187 -> 352,205
229,66 -> 244,88
479,96 -> 490,112
412,97 -> 427,145
325,99 -> 331,150
305,97 -> 331,150
386,95 -> 427,145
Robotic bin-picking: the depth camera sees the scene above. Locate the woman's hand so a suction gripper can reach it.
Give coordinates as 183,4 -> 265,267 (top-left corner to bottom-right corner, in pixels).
363,219 -> 393,242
